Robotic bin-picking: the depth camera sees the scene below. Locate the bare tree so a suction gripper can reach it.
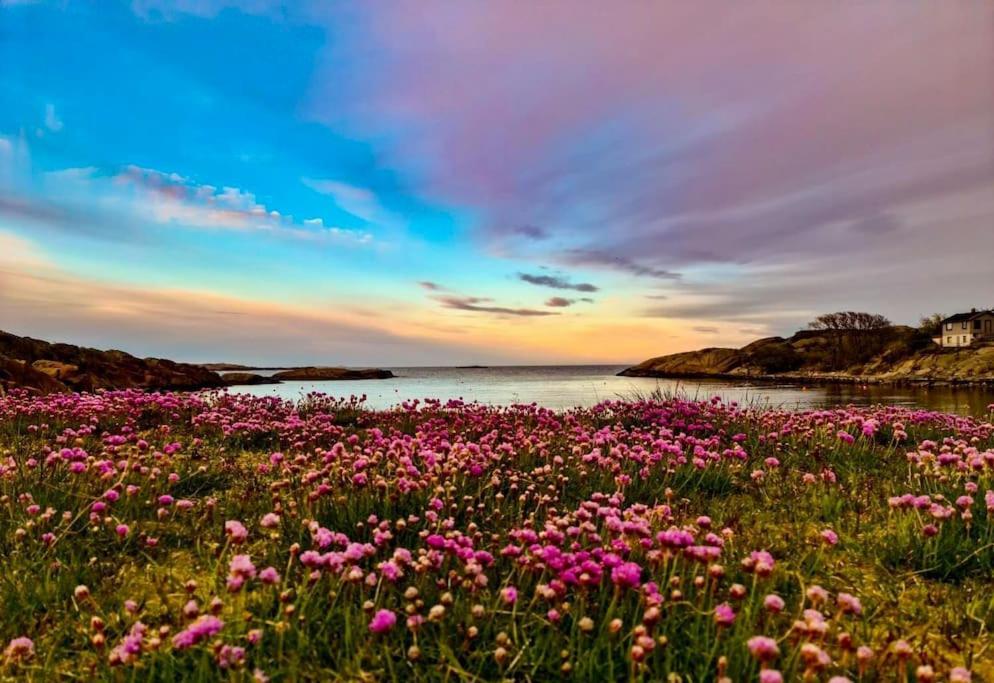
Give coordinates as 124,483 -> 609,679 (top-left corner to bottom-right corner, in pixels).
809,311 -> 891,332
808,311 -> 893,367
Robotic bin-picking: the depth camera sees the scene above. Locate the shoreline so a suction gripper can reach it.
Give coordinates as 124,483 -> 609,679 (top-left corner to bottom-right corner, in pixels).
617,369 -> 994,387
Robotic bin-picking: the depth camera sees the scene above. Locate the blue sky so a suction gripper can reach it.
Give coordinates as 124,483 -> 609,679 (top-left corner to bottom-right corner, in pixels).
1,1 -> 992,364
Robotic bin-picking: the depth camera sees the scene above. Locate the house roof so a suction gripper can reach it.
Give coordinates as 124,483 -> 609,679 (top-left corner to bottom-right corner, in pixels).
942,310 -> 994,324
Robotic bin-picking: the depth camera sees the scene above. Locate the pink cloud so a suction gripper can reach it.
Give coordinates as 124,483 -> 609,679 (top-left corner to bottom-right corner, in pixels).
306,2 -> 992,271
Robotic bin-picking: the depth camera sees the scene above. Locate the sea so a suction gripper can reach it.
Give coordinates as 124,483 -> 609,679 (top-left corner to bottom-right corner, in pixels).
228,365 -> 994,417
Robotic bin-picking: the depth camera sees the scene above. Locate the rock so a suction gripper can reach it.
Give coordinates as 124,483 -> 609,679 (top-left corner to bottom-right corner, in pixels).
1,356 -> 69,394
619,347 -> 745,378
220,372 -> 282,386
271,367 -> 394,381
31,360 -> 80,380
201,363 -> 256,371
0,330 -> 225,393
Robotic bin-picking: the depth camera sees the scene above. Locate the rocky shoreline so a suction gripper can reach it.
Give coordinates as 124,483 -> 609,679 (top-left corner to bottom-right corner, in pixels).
0,330 -> 395,395
618,367 -> 994,387
621,327 -> 994,387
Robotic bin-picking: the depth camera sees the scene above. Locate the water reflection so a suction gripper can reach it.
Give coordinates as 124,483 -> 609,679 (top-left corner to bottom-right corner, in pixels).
231,365 -> 994,417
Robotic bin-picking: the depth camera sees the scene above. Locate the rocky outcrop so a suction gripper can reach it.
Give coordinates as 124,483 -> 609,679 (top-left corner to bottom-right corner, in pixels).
0,330 -> 225,394
1,357 -> 69,394
201,363 -> 255,372
622,347 -> 746,377
272,367 -> 394,381
220,372 -> 282,386
621,327 -> 994,385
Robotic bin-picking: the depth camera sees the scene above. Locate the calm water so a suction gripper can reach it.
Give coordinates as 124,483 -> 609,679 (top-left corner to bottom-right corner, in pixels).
229,365 -> 994,416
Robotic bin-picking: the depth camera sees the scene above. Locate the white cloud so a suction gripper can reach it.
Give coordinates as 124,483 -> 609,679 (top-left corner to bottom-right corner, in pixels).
29,163 -> 376,247
303,177 -> 383,223
44,104 -> 63,133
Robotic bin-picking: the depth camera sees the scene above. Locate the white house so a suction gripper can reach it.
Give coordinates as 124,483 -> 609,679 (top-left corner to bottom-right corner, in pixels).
937,309 -> 994,348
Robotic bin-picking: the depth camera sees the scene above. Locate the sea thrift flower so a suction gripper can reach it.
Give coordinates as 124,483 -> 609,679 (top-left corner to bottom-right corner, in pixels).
714,603 -> 735,626
501,586 -> 518,605
837,592 -> 862,615
820,529 -> 839,546
109,621 -> 146,665
764,594 -> 785,613
369,609 -> 397,634
224,521 -> 248,544
4,637 -> 34,661
759,671 -> 783,683
217,644 -> 245,669
806,585 -> 829,605
610,562 -> 643,589
746,636 -> 779,661
172,616 -> 224,650
949,668 -> 972,683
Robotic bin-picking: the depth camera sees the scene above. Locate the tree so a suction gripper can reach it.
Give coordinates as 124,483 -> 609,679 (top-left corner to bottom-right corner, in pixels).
807,311 -> 893,368
918,313 -> 945,338
808,311 -> 891,332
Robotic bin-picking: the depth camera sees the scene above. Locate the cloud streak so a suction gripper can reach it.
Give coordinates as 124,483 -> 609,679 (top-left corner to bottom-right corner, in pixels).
434,295 -> 559,317
518,272 -> 598,292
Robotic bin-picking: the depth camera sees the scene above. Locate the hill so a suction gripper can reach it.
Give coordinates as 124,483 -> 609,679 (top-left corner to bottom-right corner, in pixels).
621,326 -> 994,385
0,330 -> 225,394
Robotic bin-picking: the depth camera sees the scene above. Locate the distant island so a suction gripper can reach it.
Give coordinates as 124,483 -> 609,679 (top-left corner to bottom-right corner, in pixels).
621,311 -> 994,386
0,330 -> 394,395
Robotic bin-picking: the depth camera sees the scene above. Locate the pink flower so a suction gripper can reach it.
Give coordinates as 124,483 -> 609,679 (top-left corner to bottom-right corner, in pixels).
225,520 -> 248,544
259,567 -> 280,584
746,635 -> 780,661
820,529 -> 839,546
759,672 -> 783,683
229,554 -> 257,579
369,609 -> 397,634
4,637 -> 34,661
501,586 -> 518,605
171,616 -> 223,650
610,562 -> 643,589
216,644 -> 245,669
115,524 -> 130,538
837,592 -> 862,615
764,594 -> 785,613
714,603 -> 735,626
950,667 -> 972,683
749,550 -> 775,576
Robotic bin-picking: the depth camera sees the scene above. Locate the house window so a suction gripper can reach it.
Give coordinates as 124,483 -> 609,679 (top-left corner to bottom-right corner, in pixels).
947,337 -> 952,344
962,322 -> 969,329
946,323 -> 953,331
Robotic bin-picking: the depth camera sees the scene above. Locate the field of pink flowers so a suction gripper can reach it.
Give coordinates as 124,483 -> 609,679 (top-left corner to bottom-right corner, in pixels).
1,389 -> 993,681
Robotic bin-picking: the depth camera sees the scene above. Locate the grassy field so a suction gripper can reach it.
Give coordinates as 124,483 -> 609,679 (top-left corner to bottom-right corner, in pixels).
0,389 -> 992,681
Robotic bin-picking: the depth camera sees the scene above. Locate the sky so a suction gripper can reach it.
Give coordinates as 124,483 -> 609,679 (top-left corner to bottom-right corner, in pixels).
1,1 -> 992,366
